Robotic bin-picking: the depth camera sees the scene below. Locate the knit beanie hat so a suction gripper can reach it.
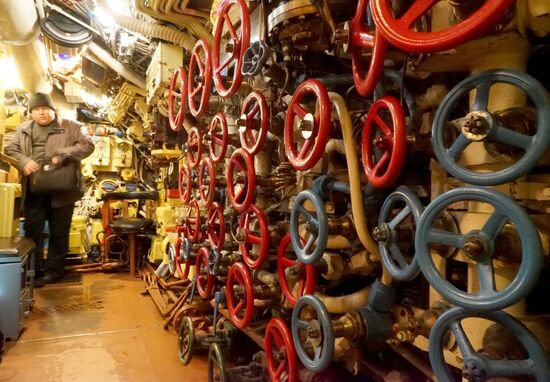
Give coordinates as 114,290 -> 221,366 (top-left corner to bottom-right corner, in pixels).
28,92 -> 56,111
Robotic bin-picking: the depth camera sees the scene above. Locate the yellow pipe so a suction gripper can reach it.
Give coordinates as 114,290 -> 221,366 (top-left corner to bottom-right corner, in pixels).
315,286 -> 370,313
134,0 -> 213,45
329,93 -> 392,285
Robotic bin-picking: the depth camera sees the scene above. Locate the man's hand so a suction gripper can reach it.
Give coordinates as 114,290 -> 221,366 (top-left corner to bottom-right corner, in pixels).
23,160 -> 40,175
51,156 -> 62,165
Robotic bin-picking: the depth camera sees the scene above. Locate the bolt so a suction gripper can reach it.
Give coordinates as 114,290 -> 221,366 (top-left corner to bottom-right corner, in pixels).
307,327 -> 319,338
306,221 -> 318,233
287,265 -> 301,277
373,226 -> 388,242
462,361 -> 486,382
463,238 -> 484,258
235,229 -> 246,242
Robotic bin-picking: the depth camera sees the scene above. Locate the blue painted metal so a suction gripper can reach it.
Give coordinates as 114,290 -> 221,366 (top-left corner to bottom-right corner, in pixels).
291,295 -> 334,372
432,69 -> 550,185
290,190 -> 329,264
429,307 -> 550,381
378,187 -> 424,281
415,186 -> 542,311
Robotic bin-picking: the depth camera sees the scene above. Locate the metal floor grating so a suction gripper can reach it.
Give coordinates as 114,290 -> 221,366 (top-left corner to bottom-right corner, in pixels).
33,300 -> 104,316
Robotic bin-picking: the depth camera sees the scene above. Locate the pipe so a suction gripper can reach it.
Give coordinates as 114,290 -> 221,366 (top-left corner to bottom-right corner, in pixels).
111,13 -> 197,53
133,0 -> 212,46
0,0 -> 51,93
315,286 -> 370,313
328,96 -> 383,255
88,42 -> 146,89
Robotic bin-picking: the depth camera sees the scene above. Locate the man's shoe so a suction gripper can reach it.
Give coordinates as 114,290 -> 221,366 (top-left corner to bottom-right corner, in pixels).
35,273 -> 61,287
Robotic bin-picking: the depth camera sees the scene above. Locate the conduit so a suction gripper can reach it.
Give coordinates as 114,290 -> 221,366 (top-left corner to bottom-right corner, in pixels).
133,0 -> 213,46
329,93 -> 392,286
112,13 -> 197,53
88,42 -> 146,89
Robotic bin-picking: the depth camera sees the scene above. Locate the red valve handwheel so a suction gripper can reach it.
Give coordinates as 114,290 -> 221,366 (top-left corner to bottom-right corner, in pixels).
178,163 -> 192,205
226,148 -> 255,212
196,247 -> 214,298
362,96 -> 406,188
370,0 -> 514,53
174,237 -> 191,280
265,318 -> 298,382
187,127 -> 203,168
239,91 -> 268,155
207,201 -> 225,249
238,204 -> 269,270
212,0 -> 250,97
209,113 -> 229,163
226,262 -> 254,329
277,234 -> 316,306
199,157 -> 216,208
168,66 -> 187,131
186,200 -> 202,242
188,39 -> 212,117
349,0 -> 388,97
284,79 -> 332,170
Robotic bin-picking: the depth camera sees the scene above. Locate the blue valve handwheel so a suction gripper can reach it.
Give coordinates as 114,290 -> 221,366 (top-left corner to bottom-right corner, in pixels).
429,307 -> 550,382
290,190 -> 329,264
377,187 -> 424,281
432,69 -> 550,186
291,295 -> 334,372
415,186 -> 542,311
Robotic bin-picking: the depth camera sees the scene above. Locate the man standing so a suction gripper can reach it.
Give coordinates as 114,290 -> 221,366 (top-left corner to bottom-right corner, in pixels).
6,92 -> 94,285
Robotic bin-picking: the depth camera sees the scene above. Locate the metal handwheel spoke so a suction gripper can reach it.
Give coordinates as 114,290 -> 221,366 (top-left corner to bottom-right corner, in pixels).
292,104 -> 308,119
426,228 -> 465,248
486,360 -> 536,377
297,205 -> 315,224
389,243 -> 409,268
388,205 -> 411,229
450,321 -> 474,358
373,114 -> 392,136
481,211 -> 508,239
490,125 -> 533,150
472,81 -> 492,111
476,259 -> 496,296
447,134 -> 472,160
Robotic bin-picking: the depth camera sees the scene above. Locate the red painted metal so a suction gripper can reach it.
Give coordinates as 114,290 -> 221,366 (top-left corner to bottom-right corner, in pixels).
209,113 -> 229,163
362,96 -> 407,188
168,66 -> 187,131
226,148 -> 255,212
199,157 -> 216,208
196,247 -> 214,298
212,0 -> 250,97
265,318 -> 298,382
239,91 -> 269,155
277,234 -> 316,306
370,0 -> 514,53
188,39 -> 212,117
207,202 -> 225,249
284,79 -> 331,170
226,262 -> 254,329
239,204 -> 269,269
349,0 -> 388,97
187,127 -> 203,168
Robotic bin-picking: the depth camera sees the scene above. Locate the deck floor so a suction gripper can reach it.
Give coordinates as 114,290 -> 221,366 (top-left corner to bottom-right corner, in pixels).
0,272 -> 208,382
